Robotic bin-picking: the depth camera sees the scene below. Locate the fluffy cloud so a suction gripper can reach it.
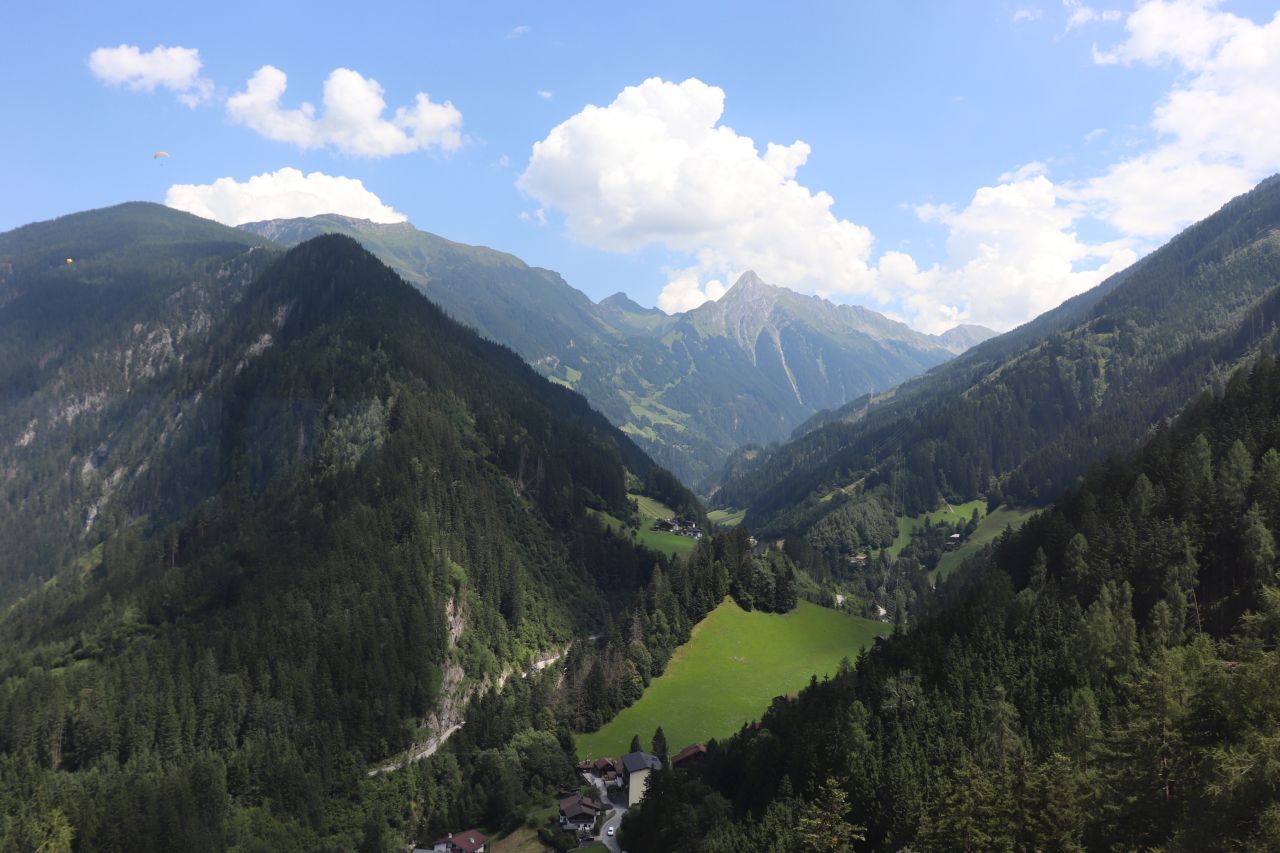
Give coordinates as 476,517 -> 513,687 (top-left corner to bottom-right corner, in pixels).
88,44 -> 212,106
164,167 -> 406,225
884,175 -> 1136,333
1063,0 -> 1122,32
227,66 -> 463,157
1083,1 -> 1280,236
518,77 -> 877,313
656,270 -> 728,314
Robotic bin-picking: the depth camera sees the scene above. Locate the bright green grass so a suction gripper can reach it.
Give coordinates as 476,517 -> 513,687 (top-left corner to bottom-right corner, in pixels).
633,494 -> 675,520
885,499 -> 988,559
932,505 -> 1038,581
637,527 -> 696,556
590,495 -> 696,557
575,600 -> 885,759
707,508 -> 746,527
632,494 -> 696,555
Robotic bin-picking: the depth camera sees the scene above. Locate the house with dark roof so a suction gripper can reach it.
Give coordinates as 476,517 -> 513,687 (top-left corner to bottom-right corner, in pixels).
670,742 -> 707,770
578,755 -> 622,787
559,793 -> 606,832
621,750 -> 663,806
424,828 -> 488,853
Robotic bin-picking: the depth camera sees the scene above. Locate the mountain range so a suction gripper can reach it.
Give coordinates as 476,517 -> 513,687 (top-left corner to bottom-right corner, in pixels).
4,171 -> 1280,850
0,213 -> 705,848
713,175 -> 1280,546
239,215 -> 992,484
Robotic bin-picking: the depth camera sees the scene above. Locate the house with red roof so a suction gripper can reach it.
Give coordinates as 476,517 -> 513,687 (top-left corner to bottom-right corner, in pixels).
422,828 -> 488,853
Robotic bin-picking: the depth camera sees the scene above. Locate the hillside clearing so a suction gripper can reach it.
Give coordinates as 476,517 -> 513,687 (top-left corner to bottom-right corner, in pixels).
885,499 -> 987,558
590,493 -> 696,557
575,600 -> 884,759
707,508 -> 746,527
932,505 -> 1038,581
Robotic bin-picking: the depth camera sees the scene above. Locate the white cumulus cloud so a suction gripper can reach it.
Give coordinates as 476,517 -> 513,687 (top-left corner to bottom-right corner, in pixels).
88,44 -> 213,106
517,77 -> 877,314
165,167 -> 407,225
227,66 -> 463,157
1080,1 -> 1280,237
884,175 -> 1137,333
656,270 -> 728,314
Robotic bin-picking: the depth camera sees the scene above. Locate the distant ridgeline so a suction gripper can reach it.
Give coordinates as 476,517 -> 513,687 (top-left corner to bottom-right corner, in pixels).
240,215 -> 991,485
0,213 -> 709,850
713,174 -> 1280,551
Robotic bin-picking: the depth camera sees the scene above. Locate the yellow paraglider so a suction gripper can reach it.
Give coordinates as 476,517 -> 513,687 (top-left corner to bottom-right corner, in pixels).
153,151 -> 170,163
65,258 -> 73,265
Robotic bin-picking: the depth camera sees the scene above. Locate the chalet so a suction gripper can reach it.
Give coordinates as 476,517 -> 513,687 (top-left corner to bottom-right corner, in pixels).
670,743 -> 707,770
558,793 -> 606,832
849,553 -> 869,565
579,755 -> 621,785
424,829 -> 488,853
944,533 -> 963,551
652,519 -> 676,532
621,750 -> 663,806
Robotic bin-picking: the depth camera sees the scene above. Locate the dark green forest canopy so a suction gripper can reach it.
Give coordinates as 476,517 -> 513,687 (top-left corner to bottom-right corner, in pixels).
0,233 -> 700,850
239,215 -> 960,486
623,354 -> 1280,851
717,174 -> 1280,543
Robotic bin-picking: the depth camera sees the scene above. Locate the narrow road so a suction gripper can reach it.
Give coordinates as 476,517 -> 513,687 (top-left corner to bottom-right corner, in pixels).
588,772 -> 627,853
367,722 -> 464,776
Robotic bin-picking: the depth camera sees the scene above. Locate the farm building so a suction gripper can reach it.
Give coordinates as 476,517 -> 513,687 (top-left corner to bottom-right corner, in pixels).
621,750 -> 664,806
670,742 -> 708,770
423,829 -> 488,853
559,793 -> 606,832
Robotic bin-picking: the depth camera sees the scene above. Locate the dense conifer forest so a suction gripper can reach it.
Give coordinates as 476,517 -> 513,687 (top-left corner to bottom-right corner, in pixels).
623,353 -> 1280,851
0,233 -> 701,850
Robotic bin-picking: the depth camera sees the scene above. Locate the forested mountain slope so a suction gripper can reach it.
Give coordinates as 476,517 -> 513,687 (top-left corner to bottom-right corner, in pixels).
240,216 -> 965,484
0,203 -> 276,600
716,175 -> 1280,545
0,233 -> 686,850
625,353 -> 1280,851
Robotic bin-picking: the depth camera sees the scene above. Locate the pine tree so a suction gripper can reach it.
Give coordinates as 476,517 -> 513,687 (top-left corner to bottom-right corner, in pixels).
652,726 -> 668,763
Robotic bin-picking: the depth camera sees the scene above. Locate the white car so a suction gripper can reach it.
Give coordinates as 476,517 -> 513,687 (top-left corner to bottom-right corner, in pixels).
607,826 -> 615,836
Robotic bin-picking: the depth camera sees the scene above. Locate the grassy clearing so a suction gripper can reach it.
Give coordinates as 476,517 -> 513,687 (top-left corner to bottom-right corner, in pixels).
575,600 -> 885,759
632,493 -> 697,556
590,494 -> 696,557
707,508 -> 746,527
490,827 -> 552,853
932,505 -> 1038,582
885,499 -> 988,559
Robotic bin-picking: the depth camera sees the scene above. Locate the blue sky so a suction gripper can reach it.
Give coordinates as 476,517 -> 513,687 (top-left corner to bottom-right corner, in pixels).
3,1 -> 1278,332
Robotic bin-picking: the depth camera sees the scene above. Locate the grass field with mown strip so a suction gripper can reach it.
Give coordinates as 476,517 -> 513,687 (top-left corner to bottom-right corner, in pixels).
884,499 -> 987,558
932,505 -> 1038,581
575,600 -> 885,759
707,508 -> 746,527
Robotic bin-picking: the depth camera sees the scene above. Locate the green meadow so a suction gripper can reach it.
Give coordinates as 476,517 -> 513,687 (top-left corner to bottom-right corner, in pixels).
575,600 -> 885,759
932,504 -> 1038,581
707,507 -> 746,527
884,499 -> 987,558
590,493 -> 697,557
